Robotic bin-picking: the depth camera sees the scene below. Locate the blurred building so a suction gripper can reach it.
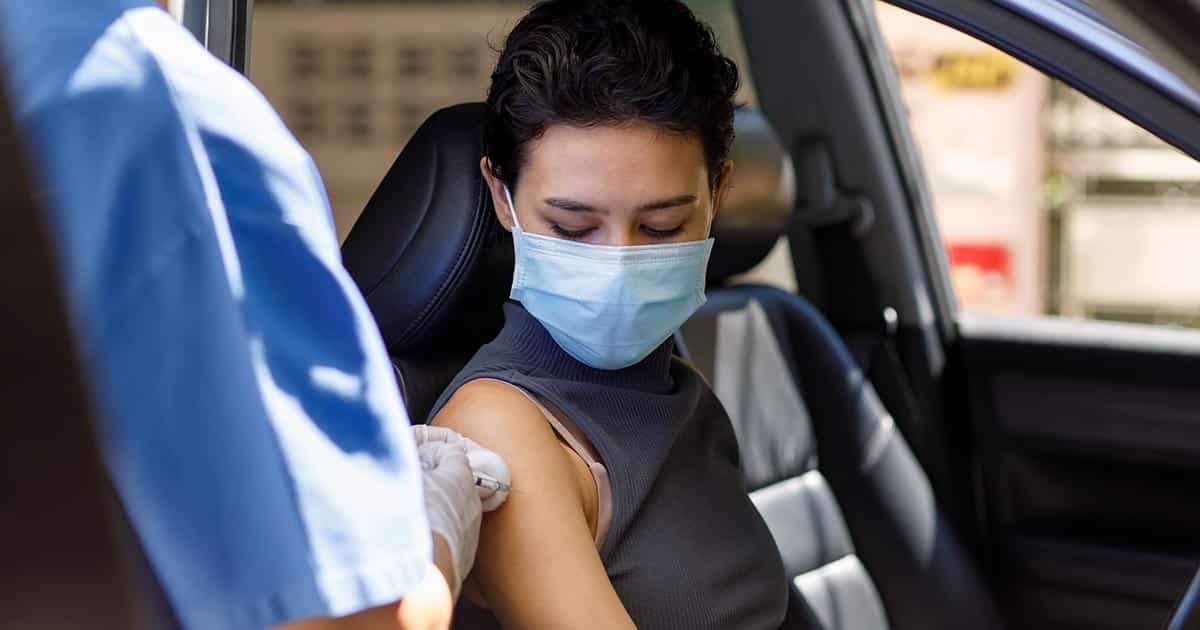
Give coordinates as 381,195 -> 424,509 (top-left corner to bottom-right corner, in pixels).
1047,85 -> 1200,325
250,2 -> 529,239
877,5 -> 1048,316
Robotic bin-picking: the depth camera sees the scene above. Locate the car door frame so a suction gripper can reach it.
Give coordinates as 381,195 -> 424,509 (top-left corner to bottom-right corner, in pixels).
861,1 -> 1200,627
182,0 -> 254,73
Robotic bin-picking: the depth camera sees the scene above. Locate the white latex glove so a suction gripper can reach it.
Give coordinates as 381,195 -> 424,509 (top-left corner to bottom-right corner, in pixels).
413,425 -> 511,511
416,439 -> 479,600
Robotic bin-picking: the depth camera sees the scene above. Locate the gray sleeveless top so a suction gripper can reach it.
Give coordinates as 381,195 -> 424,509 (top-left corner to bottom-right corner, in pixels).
429,303 -> 788,629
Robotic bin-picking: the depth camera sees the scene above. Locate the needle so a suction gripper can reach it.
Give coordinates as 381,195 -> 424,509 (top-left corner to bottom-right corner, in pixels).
473,471 -> 512,494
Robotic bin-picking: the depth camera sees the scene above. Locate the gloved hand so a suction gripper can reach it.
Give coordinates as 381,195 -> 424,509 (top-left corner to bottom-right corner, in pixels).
414,426 -> 512,600
412,425 -> 511,511
416,438 -> 479,601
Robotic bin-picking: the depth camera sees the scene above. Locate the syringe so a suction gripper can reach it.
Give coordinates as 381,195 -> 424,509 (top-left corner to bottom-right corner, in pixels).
473,471 -> 512,494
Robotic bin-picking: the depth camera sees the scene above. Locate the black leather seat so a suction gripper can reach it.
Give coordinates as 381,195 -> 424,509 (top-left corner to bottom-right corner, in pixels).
677,111 -> 1004,630
342,103 -> 513,423
341,103 -> 1003,630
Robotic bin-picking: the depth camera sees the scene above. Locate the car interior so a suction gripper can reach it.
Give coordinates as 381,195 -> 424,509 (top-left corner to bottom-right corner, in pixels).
6,1 -> 1200,629
342,2 -> 1200,629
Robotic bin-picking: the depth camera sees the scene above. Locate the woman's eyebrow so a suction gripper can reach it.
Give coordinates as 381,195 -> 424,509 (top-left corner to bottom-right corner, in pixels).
541,194 -> 698,213
544,197 -> 602,213
637,194 -> 697,212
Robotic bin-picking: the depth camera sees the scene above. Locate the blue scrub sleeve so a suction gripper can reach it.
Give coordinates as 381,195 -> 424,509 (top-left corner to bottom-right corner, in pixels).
4,8 -> 432,626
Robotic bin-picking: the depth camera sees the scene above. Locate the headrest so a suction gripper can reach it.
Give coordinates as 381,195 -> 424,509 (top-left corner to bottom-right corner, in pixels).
708,108 -> 796,284
342,104 -> 795,353
342,103 -> 511,353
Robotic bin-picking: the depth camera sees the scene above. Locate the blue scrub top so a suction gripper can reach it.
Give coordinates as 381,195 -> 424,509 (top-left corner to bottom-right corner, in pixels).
0,2 -> 431,628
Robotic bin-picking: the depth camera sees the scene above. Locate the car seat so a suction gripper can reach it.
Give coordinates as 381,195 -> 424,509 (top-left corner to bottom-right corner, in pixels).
341,103 -> 1003,630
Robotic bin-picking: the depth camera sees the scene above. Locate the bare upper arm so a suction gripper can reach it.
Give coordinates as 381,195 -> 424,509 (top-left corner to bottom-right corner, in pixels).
431,379 -> 634,630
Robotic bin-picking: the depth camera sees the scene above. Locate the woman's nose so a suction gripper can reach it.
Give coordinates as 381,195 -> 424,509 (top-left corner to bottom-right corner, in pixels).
604,225 -> 641,247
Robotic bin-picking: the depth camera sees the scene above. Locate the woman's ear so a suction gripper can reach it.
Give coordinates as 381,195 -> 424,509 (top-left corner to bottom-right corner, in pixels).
712,160 -> 734,218
480,157 -> 515,232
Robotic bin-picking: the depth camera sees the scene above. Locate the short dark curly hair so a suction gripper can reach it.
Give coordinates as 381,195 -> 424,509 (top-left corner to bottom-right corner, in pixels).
483,0 -> 740,191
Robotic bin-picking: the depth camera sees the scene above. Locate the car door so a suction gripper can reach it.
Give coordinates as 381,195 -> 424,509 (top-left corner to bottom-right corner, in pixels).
869,2 -> 1200,629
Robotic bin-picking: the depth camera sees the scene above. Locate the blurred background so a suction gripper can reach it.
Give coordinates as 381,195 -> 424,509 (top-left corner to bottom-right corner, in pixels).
248,0 -> 1200,328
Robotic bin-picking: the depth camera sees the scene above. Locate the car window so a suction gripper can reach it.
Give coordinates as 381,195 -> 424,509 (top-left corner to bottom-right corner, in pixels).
248,0 -> 758,241
876,3 -> 1200,327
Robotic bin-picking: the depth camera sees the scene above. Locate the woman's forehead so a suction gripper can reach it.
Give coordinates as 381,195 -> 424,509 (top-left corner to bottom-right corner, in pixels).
520,122 -> 709,197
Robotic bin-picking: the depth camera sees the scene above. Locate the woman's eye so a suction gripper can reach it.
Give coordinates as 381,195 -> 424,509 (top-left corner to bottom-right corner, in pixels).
643,224 -> 685,238
550,224 -> 595,239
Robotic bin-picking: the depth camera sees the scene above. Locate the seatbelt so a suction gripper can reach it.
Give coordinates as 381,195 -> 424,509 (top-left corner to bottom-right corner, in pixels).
790,139 -> 928,462
846,321 -> 928,461
0,74 -> 150,629
815,222 -> 928,461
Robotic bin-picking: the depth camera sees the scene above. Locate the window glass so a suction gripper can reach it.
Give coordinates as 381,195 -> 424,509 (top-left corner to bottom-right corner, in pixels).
249,0 -> 757,240
875,3 -> 1200,327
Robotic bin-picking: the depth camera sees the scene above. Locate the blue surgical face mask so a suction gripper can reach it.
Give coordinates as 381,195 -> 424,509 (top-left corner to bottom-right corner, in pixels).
504,186 -> 714,370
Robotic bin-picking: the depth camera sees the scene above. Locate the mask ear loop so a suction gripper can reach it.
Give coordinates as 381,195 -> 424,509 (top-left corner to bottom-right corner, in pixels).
503,186 -> 523,232
704,188 -> 719,238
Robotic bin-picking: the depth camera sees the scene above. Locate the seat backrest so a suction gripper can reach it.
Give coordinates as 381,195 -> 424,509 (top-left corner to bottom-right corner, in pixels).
681,113 -> 1002,630
342,103 -> 512,422
682,290 -> 886,629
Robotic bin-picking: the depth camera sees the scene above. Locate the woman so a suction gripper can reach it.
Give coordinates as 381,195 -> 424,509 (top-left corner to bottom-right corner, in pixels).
429,1 -> 789,628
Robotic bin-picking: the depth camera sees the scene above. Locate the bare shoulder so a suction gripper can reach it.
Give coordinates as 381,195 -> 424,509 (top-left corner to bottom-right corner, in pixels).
431,378 -> 565,462
435,378 -> 542,423
431,378 -> 587,514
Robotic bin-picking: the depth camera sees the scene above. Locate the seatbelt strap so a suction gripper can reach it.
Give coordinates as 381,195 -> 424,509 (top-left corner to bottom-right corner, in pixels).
0,74 -> 151,629
820,218 -> 931,458
791,155 -> 929,463
846,324 -> 927,460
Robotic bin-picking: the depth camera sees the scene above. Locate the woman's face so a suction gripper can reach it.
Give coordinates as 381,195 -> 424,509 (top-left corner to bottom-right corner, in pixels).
482,121 -> 732,246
